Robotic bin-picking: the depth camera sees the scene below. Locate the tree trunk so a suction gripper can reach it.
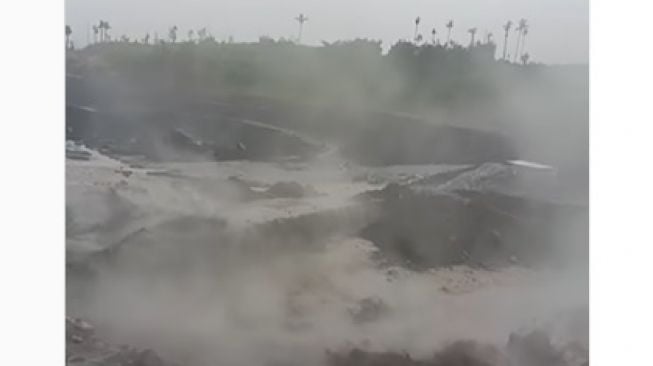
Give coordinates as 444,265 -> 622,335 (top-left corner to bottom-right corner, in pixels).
513,31 -> 522,63
502,33 -> 509,60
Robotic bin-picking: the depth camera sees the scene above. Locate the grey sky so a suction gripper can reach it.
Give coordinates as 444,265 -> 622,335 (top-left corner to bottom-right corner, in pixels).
65,0 -> 588,64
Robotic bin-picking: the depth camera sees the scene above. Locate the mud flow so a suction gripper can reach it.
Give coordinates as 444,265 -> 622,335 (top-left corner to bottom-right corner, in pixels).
66,70 -> 588,365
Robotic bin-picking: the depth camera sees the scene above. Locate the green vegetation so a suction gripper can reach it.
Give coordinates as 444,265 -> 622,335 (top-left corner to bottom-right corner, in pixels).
67,36 -> 545,113
65,14 -> 550,116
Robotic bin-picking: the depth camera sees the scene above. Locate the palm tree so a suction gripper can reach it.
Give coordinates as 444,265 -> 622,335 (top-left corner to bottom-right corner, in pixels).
295,13 -> 308,43
169,25 -> 178,43
467,27 -> 477,48
513,18 -> 527,62
502,21 -> 512,60
65,25 -> 72,49
519,26 -> 529,59
445,20 -> 454,46
104,22 -> 111,42
513,28 -> 521,62
92,25 -> 99,44
198,28 -> 207,42
413,17 -> 421,43
485,32 -> 493,44
97,21 -> 104,43
98,21 -> 111,43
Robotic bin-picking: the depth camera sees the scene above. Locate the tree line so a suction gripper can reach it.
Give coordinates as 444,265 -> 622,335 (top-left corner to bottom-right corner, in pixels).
65,15 -> 532,64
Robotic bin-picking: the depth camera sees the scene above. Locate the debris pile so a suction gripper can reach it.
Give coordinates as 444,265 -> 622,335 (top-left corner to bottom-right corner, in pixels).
66,317 -> 173,366
506,330 -> 568,366
327,330 -> 587,366
66,140 -> 92,161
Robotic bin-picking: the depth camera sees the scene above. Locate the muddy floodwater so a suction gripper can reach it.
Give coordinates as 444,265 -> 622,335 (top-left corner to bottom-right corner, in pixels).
66,146 -> 588,366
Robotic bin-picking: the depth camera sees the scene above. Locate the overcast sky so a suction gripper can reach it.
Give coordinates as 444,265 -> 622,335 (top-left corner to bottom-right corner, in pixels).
65,0 -> 588,64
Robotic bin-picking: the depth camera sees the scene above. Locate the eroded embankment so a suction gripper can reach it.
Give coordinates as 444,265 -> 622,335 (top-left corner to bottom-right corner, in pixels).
357,163 -> 588,270
66,79 -> 518,167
